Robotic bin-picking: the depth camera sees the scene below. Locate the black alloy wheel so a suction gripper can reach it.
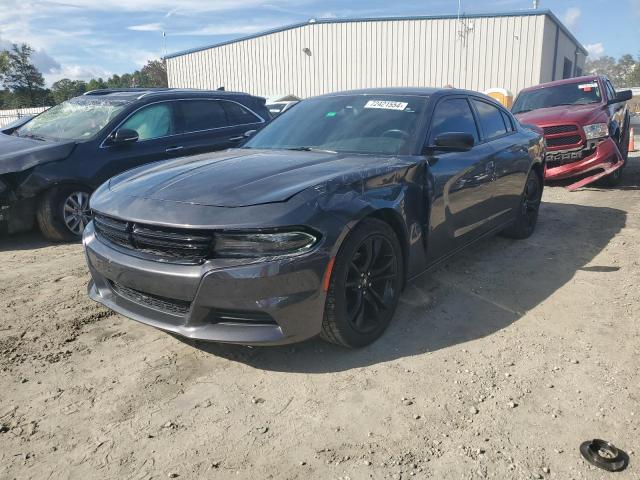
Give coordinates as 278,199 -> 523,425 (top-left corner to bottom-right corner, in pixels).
322,218 -> 404,348
501,171 -> 542,239
345,234 -> 399,333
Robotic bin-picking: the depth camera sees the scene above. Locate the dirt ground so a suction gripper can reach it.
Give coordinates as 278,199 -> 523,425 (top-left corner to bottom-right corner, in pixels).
1,155 -> 639,480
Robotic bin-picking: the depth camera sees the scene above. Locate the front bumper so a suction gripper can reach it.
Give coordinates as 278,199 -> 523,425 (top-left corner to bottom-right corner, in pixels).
545,137 -> 624,183
83,222 -> 331,345
0,184 -> 36,234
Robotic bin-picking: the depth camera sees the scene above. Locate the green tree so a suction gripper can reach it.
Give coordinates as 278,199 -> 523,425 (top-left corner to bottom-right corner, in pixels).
0,50 -> 8,79
2,43 -> 46,106
140,59 -> 168,87
51,78 -> 87,103
86,77 -> 107,91
106,74 -> 122,88
585,53 -> 640,87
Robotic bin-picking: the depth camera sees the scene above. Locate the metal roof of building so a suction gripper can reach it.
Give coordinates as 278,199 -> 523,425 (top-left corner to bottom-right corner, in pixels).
165,9 -> 587,60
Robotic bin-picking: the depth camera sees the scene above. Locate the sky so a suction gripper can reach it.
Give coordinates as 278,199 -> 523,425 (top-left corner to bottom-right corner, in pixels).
0,0 -> 639,86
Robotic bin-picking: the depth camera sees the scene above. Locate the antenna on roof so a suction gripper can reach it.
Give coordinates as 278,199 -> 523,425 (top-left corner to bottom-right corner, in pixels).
533,0 -> 539,9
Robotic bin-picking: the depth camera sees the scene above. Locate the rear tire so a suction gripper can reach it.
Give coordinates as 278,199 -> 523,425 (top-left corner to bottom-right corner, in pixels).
37,186 -> 92,242
501,170 -> 542,240
321,218 -> 404,348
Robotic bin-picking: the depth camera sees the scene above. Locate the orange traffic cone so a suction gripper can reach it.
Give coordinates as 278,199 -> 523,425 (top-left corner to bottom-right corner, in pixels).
630,127 -> 636,152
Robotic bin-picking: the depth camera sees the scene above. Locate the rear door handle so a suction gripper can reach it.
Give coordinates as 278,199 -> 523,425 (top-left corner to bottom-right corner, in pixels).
165,146 -> 184,153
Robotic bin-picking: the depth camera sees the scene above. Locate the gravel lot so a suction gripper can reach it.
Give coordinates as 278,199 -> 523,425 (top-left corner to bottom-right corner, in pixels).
1,154 -> 639,480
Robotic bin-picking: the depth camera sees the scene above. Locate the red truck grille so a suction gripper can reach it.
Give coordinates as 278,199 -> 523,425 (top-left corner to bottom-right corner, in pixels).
543,125 -> 578,135
542,124 -> 583,150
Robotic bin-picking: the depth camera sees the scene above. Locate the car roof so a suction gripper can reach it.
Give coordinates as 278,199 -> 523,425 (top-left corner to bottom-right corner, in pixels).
315,87 -> 503,104
81,88 -> 262,102
519,75 -> 602,93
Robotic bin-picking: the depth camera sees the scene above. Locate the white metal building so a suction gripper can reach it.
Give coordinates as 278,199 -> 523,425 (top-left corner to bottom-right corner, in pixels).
165,9 -> 587,99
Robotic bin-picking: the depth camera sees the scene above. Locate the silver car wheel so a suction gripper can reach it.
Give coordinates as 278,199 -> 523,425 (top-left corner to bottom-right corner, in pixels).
62,191 -> 91,235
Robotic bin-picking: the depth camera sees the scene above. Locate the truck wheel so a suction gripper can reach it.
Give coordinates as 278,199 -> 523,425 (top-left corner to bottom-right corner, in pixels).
321,218 -> 404,348
600,129 -> 628,188
37,186 -> 92,242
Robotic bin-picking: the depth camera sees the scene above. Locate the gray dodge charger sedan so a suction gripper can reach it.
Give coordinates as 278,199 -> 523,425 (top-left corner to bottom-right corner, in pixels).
84,88 -> 544,348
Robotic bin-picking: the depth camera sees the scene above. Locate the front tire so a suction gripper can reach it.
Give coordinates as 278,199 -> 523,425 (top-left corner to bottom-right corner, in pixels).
600,128 -> 629,187
321,218 -> 404,348
37,186 -> 92,242
501,170 -> 542,240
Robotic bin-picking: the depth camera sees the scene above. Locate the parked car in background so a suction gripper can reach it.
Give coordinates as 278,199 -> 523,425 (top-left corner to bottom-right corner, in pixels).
0,88 -> 269,240
84,88 -> 544,348
512,75 -> 632,189
266,100 -> 298,118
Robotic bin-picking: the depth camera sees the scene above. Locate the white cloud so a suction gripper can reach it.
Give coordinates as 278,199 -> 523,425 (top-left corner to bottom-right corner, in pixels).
128,23 -> 163,31
174,20 -> 290,36
562,7 -> 581,30
45,64 -> 113,84
15,0 -> 308,13
585,42 -> 605,59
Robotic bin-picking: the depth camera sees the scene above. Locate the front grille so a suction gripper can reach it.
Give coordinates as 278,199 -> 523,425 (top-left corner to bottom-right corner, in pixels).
110,280 -> 191,315
546,135 -> 582,148
543,125 -> 578,135
94,214 -> 213,264
546,145 -> 596,168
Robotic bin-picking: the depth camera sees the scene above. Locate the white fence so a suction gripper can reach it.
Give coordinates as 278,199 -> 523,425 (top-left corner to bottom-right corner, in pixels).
0,107 -> 49,128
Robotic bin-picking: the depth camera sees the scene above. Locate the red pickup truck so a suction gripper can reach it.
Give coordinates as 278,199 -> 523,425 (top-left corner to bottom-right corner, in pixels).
512,75 -> 633,190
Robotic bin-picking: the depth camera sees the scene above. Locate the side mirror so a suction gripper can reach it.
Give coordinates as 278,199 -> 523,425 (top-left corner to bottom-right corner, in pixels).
613,90 -> 633,103
426,132 -> 475,153
110,128 -> 139,145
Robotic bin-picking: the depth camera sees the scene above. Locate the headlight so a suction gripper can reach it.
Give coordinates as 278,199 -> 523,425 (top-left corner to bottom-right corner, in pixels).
214,230 -> 318,258
583,123 -> 609,140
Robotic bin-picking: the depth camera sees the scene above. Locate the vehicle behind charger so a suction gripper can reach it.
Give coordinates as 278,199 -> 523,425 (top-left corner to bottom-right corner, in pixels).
512,75 -> 632,190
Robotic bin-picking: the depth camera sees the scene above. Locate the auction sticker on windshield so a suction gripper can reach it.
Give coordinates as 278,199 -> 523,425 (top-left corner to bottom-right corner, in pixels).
578,83 -> 598,91
364,100 -> 409,110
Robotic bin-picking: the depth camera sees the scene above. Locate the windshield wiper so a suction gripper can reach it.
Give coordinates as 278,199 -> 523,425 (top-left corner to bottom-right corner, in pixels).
19,132 -> 48,141
284,146 -> 337,153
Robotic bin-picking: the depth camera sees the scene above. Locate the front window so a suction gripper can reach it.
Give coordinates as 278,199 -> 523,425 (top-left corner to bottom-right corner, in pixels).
244,94 -> 429,155
121,103 -> 174,140
16,97 -> 128,141
512,81 -> 602,114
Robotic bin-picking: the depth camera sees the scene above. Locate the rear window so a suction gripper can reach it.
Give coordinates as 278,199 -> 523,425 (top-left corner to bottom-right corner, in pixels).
222,101 -> 261,126
473,100 -> 508,140
179,100 -> 227,132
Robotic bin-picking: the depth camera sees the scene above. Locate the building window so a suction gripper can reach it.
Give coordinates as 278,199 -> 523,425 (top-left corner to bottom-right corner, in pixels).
575,67 -> 583,77
563,58 -> 574,79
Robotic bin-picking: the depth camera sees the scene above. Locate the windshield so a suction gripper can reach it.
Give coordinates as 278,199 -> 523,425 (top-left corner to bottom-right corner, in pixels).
16,97 -> 129,141
244,94 -> 429,155
512,81 -> 602,114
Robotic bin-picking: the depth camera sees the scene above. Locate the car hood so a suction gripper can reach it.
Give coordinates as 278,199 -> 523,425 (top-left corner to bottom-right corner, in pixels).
0,133 -> 76,175
108,148 -> 392,207
514,103 -> 605,126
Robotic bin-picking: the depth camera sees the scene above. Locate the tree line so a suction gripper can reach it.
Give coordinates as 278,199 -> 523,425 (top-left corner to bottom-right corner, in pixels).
0,43 -> 168,109
585,54 -> 640,88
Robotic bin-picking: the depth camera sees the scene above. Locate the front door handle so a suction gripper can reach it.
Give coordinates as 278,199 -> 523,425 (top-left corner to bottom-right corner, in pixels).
165,146 -> 184,153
